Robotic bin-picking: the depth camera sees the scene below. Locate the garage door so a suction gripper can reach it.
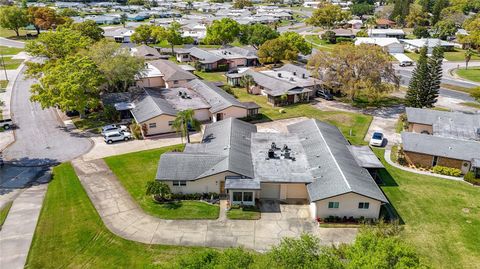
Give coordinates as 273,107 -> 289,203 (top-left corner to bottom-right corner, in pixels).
286,184 -> 308,199
260,183 -> 280,199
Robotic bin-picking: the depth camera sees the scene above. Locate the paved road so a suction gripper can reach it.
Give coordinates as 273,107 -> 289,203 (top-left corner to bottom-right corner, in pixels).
0,37 -> 25,48
396,69 -> 476,102
3,69 -> 92,166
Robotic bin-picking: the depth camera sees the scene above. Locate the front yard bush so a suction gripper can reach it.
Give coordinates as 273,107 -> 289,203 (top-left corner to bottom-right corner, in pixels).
432,166 -> 462,177
171,192 -> 219,201
464,172 -> 480,185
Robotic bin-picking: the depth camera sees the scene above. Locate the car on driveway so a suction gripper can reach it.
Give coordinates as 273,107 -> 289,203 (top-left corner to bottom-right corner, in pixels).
101,124 -> 128,135
369,131 -> 384,147
316,89 -> 334,100
104,131 -> 132,144
0,119 -> 13,130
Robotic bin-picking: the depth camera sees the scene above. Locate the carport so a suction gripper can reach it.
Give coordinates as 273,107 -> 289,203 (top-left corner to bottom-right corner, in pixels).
347,145 -> 385,182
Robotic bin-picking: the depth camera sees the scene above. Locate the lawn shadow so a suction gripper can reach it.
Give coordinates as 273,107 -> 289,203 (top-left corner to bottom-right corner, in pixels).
161,201 -> 183,210
377,167 -> 405,224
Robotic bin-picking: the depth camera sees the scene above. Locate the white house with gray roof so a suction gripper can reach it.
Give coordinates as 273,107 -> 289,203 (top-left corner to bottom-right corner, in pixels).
156,118 -> 388,219
175,47 -> 258,71
402,107 -> 480,174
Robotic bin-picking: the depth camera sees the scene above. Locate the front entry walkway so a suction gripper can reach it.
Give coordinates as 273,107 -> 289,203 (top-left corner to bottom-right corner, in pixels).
71,159 -> 357,251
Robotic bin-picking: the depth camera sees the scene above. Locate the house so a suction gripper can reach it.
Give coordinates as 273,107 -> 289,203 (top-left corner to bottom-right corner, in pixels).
368,29 -> 405,39
175,47 -> 258,71
332,29 -> 357,39
105,28 -> 134,43
303,1 -> 321,8
347,19 -> 363,29
400,38 -> 455,54
239,69 -> 312,106
137,60 -> 197,88
375,18 -> 395,29
131,45 -> 162,60
401,107 -> 480,174
156,118 -> 389,220
130,79 -> 259,136
355,37 -> 404,53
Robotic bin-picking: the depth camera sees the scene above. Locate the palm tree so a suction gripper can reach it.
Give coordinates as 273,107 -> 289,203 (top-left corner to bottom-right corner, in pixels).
240,74 -> 255,93
465,49 -> 473,70
172,109 -> 201,144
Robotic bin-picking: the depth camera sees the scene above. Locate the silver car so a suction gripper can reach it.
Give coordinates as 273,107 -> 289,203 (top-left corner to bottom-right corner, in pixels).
104,131 -> 132,144
101,124 -> 127,135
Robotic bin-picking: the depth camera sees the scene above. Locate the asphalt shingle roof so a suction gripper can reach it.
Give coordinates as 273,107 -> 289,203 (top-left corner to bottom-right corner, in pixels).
148,59 -> 196,82
287,120 -> 388,203
401,132 -> 480,161
245,69 -> 310,96
187,79 -> 246,113
130,89 -> 177,123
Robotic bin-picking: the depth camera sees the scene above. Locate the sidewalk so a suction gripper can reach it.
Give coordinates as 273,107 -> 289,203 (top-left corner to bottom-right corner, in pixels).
384,149 -> 465,182
71,158 -> 357,251
0,184 -> 47,269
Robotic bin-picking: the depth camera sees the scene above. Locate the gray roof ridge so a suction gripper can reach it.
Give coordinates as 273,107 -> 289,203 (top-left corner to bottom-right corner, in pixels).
312,119 -> 352,190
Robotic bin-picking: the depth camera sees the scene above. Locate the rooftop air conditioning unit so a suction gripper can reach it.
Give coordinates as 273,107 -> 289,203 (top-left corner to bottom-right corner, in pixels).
277,73 -> 282,78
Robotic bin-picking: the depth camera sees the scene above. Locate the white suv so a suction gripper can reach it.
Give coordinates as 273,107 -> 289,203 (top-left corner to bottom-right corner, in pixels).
104,131 -> 132,144
101,124 -> 128,135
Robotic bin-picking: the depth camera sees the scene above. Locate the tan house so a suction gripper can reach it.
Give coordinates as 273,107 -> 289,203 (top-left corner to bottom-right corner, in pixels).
130,79 -> 259,136
175,46 -> 258,71
156,118 -> 388,220
401,107 -> 480,174
137,59 -> 197,88
131,45 -> 162,60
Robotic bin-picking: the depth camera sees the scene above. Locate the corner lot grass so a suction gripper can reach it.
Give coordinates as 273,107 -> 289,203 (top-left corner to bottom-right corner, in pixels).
0,46 -> 23,55
1,56 -> 23,70
373,148 -> 480,269
26,163 -> 202,268
456,67 -> 480,83
104,145 -> 219,220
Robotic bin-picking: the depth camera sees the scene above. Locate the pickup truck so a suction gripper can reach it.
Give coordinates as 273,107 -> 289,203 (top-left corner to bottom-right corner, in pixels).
0,119 -> 13,130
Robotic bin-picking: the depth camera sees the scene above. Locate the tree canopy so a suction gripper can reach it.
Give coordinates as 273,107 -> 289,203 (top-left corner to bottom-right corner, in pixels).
233,0 -> 253,9
69,20 -> 105,42
204,18 -> 240,45
279,31 -> 311,55
308,44 -> 399,101
257,38 -> 298,64
239,23 -> 279,48
27,7 -> 66,35
30,55 -> 104,114
0,5 -> 28,37
306,2 -> 350,29
131,24 -> 155,44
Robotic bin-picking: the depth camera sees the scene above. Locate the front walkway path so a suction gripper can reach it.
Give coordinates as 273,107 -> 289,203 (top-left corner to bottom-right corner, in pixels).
71,158 -> 357,251
0,184 -> 47,269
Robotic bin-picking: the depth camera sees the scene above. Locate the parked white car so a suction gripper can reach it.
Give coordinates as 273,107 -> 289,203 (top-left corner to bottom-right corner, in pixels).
369,131 -> 384,147
104,131 -> 132,144
101,124 -> 127,135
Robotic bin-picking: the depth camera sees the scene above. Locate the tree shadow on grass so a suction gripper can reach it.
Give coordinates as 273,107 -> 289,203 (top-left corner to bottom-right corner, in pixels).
161,201 -> 183,210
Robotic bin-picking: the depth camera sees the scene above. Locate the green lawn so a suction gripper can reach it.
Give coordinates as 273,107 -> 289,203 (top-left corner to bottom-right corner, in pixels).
26,163 -> 203,268
71,112 -> 111,133
194,71 -> 226,83
304,35 -> 336,51
1,56 -> 23,70
0,201 -> 13,230
460,102 -> 480,109
227,206 -> 261,220
104,145 -> 219,220
405,49 -> 480,62
373,148 -> 480,269
0,27 -> 36,39
0,46 -> 23,55
232,87 -> 372,145
456,67 -> 480,83
0,80 -> 7,92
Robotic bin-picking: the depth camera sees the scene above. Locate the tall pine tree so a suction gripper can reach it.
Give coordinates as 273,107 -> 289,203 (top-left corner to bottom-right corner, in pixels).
424,45 -> 443,107
405,45 -> 443,108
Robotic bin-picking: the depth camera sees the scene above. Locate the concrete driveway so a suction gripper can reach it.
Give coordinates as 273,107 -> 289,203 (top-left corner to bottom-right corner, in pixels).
71,158 -> 357,251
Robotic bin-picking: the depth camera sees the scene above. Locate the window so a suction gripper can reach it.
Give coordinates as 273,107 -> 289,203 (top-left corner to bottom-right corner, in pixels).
233,192 -> 242,202
328,202 -> 339,209
149,123 -> 156,128
173,181 -> 187,186
432,156 -> 439,166
168,121 -> 174,126
243,192 -> 253,202
358,202 -> 370,209
173,80 -> 179,84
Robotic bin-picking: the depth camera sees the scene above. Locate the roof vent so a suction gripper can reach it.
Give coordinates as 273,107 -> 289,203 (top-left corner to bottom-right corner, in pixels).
271,142 -> 278,150
302,73 -> 306,79
289,77 -> 294,82
277,73 -> 282,78
293,71 -> 297,76
267,148 -> 275,159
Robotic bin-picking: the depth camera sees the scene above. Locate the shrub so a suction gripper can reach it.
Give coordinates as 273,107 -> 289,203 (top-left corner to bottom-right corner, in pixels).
464,171 -> 480,185
130,123 -> 143,139
103,105 -> 120,122
171,192 -> 219,201
336,37 -> 353,43
432,165 -> 462,177
145,181 -> 171,202
321,30 -> 336,44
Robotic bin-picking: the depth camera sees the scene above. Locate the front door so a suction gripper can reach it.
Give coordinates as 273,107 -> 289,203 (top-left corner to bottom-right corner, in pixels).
216,113 -> 223,121
220,181 -> 225,194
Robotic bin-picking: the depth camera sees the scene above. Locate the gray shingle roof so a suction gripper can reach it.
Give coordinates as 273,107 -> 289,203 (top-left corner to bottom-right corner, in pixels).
156,118 -> 257,181
187,79 -> 247,113
287,119 -> 388,203
148,59 -> 197,81
401,132 -> 480,161
276,63 -> 310,78
245,69 -> 310,96
130,89 -> 177,123
132,45 -> 161,59
347,146 -> 385,169
225,177 -> 261,190
188,47 -> 222,64
405,107 -> 480,140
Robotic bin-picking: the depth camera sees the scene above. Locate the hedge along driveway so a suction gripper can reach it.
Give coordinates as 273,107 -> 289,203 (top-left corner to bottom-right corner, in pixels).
104,145 -> 220,220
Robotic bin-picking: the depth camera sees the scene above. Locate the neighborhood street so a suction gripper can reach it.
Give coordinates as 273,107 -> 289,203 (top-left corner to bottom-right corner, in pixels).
3,70 -> 92,166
